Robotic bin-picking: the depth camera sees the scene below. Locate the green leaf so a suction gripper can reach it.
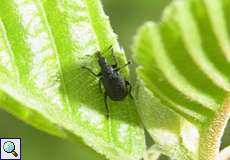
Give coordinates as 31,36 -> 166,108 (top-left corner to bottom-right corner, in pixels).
0,0 -> 145,159
133,0 -> 230,159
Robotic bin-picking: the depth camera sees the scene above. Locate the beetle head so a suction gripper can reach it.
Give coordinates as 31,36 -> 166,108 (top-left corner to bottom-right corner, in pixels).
95,51 -> 102,58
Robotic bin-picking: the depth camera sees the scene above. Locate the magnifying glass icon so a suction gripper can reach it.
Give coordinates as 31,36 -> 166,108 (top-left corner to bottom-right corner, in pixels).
3,141 -> 18,157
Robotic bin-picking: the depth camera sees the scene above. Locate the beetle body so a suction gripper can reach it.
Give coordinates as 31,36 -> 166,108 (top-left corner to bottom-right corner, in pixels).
97,52 -> 128,101
82,46 -> 132,118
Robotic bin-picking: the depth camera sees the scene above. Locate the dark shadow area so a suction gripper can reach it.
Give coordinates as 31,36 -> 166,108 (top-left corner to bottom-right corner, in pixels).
145,129 -> 155,148
221,119 -> 230,149
159,154 -> 170,160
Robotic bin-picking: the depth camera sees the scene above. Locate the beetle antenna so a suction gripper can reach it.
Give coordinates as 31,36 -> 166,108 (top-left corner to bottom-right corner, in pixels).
103,45 -> 113,54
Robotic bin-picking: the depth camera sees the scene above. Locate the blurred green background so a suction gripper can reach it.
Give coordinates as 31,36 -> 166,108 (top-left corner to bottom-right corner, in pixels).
0,0 -> 229,160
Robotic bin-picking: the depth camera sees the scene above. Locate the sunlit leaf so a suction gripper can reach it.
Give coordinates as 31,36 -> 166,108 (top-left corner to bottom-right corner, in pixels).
133,0 -> 230,159
0,0 -> 145,159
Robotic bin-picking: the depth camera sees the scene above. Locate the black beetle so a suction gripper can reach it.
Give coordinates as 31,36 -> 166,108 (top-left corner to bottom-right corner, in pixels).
82,46 -> 133,118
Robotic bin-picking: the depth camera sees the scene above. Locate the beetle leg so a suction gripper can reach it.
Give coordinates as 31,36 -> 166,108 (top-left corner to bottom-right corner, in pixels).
82,66 -> 102,77
104,92 -> 110,119
125,80 -> 133,99
115,61 -> 131,72
99,77 -> 103,93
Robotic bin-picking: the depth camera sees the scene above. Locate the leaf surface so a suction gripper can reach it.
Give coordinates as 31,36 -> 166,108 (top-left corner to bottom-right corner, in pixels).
133,0 -> 230,159
0,0 -> 145,159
